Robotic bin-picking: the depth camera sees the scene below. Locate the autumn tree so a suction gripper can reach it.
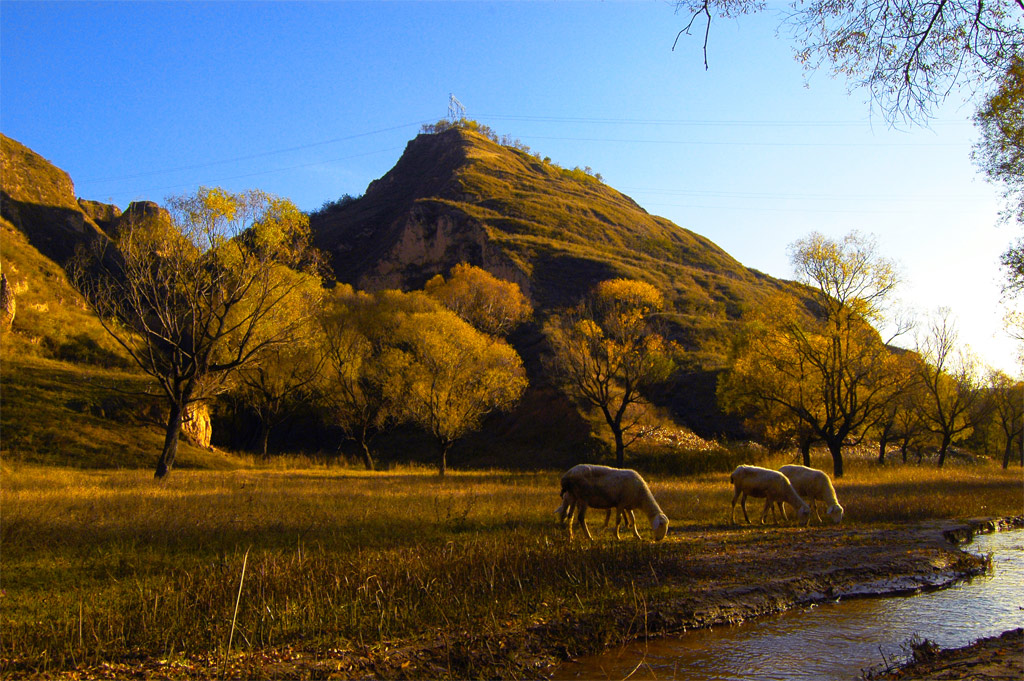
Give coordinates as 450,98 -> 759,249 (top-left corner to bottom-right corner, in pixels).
718,299 -> 823,465
870,352 -> 924,464
975,57 -> 1024,227
395,294 -> 528,475
673,0 -> 1023,125
317,287 -> 419,471
916,310 -> 985,465
546,279 -> 676,467
986,369 -> 1024,467
721,232 -> 905,477
974,56 -> 1024,308
425,263 -> 532,336
73,187 -> 322,478
231,317 -> 325,458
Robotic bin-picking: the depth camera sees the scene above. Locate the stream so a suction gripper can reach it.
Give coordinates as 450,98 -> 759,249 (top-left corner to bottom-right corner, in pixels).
550,529 -> 1024,680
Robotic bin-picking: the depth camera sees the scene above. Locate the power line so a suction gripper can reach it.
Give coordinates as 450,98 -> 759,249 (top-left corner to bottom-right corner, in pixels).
478,113 -> 971,128
618,186 -> 985,203
107,146 -> 405,201
514,134 -> 963,148
77,119 -> 435,186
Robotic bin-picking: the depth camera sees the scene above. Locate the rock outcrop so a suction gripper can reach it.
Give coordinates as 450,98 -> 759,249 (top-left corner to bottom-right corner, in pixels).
181,402 -> 213,450
1,134 -> 110,265
0,271 -> 14,331
77,199 -> 122,234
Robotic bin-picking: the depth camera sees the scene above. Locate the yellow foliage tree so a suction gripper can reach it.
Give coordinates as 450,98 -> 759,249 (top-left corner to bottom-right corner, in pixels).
546,278 -> 676,467
74,187 -> 322,478
317,286 -> 423,470
394,296 -> 528,475
720,232 -> 904,477
424,262 -> 532,336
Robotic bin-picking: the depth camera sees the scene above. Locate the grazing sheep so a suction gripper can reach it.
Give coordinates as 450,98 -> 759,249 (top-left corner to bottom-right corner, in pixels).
555,490 -> 634,531
559,464 -> 669,541
729,465 -> 811,527
778,465 -> 844,524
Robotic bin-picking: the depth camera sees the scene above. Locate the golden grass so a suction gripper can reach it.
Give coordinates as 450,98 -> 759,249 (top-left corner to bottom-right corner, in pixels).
1,460 -> 1020,676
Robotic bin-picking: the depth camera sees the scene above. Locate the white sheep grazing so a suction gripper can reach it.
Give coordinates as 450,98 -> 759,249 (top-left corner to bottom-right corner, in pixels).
555,490 -> 634,531
778,464 -> 844,524
729,465 -> 811,527
559,464 -> 669,541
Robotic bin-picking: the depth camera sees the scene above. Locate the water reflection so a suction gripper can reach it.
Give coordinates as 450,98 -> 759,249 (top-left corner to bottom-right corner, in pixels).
551,530 -> 1024,680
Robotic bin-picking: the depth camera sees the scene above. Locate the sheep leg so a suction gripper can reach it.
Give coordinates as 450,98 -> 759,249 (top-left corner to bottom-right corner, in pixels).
811,500 -> 822,523
601,508 -> 614,531
555,495 -> 574,525
630,513 -> 642,540
730,487 -> 743,524
576,505 -> 595,542
760,497 -> 775,525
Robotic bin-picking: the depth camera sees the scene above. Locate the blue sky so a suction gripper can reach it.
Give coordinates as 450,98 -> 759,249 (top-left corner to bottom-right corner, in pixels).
1,1 -> 1017,376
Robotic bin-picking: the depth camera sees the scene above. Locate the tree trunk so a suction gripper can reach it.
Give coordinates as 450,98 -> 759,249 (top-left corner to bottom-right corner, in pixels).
259,422 -> 271,459
877,434 -> 888,465
359,440 -> 376,471
826,438 -> 844,478
155,402 -> 184,479
799,435 -> 812,467
613,427 -> 625,468
900,440 -> 909,464
936,433 -> 952,467
438,439 -> 451,477
1003,435 -> 1013,469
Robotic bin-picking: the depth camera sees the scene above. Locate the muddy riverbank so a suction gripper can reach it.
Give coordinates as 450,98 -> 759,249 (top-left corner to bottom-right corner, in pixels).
866,628 -> 1023,680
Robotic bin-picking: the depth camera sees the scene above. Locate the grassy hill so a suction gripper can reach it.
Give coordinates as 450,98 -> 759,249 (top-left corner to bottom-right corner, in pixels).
311,123 -> 815,438
311,124 -> 807,363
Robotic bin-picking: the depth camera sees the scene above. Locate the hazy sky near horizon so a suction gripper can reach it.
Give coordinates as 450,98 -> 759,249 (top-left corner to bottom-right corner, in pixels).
1,1 -> 1019,376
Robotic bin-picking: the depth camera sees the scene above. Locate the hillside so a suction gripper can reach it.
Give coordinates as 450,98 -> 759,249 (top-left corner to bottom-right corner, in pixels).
311,125 -> 805,360
0,136 -> 236,471
0,134 -> 115,266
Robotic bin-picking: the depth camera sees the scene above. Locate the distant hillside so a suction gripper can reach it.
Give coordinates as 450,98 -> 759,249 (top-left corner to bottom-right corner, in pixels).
0,127 -> 808,466
309,125 -> 814,441
311,125 -> 806,363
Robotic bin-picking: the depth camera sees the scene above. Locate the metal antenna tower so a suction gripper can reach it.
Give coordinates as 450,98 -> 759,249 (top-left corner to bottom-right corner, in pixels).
448,93 -> 466,124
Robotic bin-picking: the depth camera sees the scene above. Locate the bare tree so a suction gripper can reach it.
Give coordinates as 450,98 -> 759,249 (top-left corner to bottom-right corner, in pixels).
73,187 -> 322,478
673,0 -> 1023,124
916,309 -> 984,465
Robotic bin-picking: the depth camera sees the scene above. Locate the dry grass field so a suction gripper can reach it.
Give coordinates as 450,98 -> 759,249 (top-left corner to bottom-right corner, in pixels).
1,457 -> 1020,678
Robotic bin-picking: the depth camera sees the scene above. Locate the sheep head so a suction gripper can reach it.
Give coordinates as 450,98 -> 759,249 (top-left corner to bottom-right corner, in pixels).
652,514 -> 669,541
826,503 -> 844,524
